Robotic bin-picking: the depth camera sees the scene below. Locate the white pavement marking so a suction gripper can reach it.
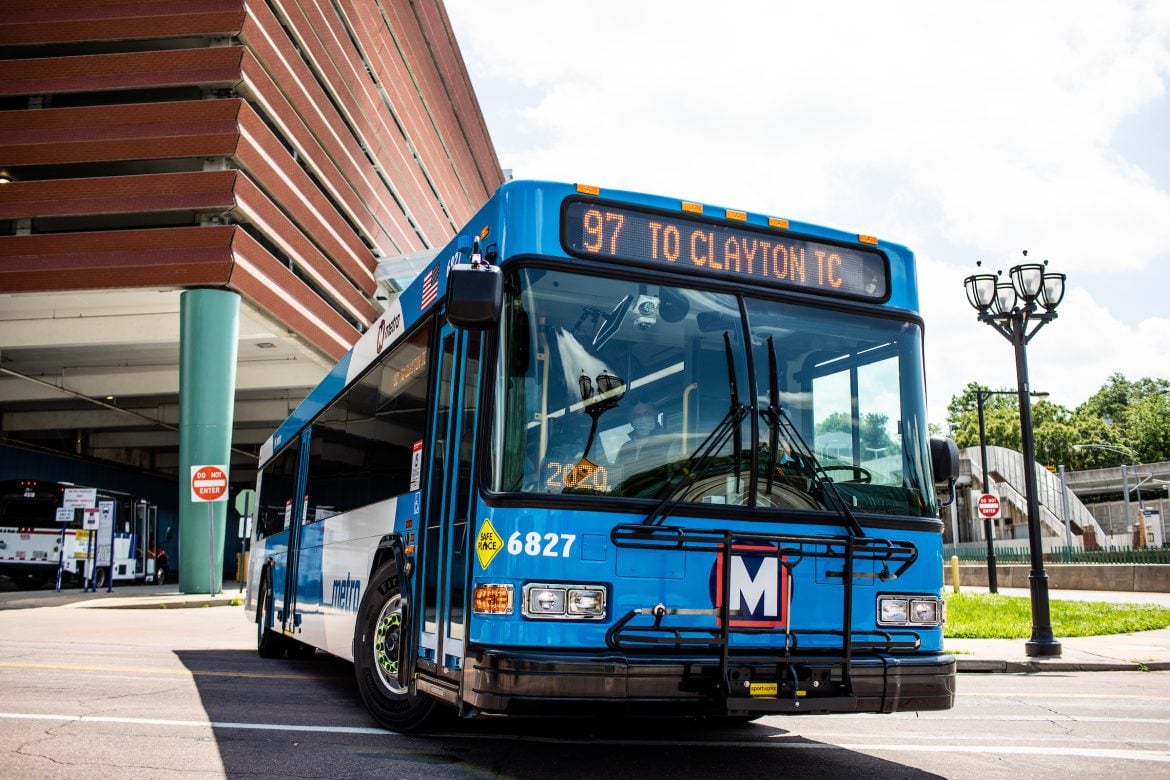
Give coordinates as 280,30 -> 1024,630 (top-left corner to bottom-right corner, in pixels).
962,692 -> 1170,701
859,715 -> 1170,724
833,745 -> 1170,763
1,712 -> 1168,763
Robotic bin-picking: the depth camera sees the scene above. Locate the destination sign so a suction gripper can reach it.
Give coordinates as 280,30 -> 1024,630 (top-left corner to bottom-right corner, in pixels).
562,200 -> 888,301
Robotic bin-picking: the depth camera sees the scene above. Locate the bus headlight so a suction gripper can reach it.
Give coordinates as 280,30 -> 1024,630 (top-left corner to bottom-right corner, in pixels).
522,583 -> 607,620
568,588 -> 604,616
879,597 -> 908,624
877,594 -> 942,627
529,587 -> 566,615
911,599 -> 939,624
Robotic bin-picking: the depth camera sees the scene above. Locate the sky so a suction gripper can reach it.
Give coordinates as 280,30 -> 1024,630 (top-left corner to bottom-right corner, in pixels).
445,0 -> 1170,427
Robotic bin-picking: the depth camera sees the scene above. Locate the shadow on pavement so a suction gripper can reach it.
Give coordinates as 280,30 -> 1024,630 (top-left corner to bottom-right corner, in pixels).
176,648 -> 944,779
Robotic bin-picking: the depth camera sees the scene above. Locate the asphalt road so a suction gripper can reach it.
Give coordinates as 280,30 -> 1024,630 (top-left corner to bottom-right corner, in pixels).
1,603 -> 1168,778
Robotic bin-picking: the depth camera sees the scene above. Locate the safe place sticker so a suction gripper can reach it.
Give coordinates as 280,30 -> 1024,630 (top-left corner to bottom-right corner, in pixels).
476,518 -> 503,569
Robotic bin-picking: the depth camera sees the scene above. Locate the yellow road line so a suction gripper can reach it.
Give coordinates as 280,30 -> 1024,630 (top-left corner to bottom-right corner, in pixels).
0,661 -> 337,681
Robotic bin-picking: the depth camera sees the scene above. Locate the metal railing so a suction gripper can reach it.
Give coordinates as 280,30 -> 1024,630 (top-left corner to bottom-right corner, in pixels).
944,544 -> 1170,565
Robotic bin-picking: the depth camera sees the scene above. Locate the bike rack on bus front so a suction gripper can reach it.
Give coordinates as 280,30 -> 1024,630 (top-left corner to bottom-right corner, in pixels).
606,524 -> 921,704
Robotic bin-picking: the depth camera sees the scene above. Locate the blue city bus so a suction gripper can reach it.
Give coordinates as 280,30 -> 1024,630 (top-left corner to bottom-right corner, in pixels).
246,180 -> 960,731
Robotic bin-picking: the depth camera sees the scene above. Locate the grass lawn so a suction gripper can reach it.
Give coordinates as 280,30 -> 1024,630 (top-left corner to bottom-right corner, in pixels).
944,591 -> 1170,639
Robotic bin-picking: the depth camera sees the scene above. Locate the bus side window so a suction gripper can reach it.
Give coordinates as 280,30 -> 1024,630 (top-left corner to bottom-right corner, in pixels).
257,438 -> 300,539
303,321 -> 433,520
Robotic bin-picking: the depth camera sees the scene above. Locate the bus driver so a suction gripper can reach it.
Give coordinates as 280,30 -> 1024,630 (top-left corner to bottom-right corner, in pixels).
617,398 -> 680,494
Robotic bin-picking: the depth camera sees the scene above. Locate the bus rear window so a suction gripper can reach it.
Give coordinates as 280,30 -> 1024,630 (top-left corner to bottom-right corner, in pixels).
0,492 -> 60,528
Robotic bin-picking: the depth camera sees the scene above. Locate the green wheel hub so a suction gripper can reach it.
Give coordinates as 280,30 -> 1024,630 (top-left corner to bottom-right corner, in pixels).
373,596 -> 406,694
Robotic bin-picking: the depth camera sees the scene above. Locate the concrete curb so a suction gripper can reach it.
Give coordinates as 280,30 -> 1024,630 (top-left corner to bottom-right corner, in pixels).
958,659 -> 1170,673
83,599 -> 239,610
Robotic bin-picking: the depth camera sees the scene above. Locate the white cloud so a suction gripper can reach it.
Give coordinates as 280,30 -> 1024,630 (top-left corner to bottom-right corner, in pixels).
919,258 -> 1170,423
447,0 -> 1170,423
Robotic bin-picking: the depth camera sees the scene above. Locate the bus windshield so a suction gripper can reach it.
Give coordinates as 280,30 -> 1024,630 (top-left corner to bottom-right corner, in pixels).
491,267 -> 936,519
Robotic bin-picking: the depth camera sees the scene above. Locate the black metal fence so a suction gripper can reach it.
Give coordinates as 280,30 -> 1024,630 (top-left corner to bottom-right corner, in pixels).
944,545 -> 1170,565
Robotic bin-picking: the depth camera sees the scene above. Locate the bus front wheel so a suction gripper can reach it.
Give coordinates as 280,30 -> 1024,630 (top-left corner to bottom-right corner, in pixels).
354,562 -> 439,733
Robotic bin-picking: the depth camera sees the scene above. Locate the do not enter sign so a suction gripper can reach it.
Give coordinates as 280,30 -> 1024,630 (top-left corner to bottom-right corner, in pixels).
191,465 -> 229,503
977,493 -> 1001,519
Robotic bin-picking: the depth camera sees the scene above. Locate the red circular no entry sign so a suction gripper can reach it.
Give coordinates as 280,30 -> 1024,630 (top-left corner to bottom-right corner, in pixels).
977,493 -> 1001,519
191,465 -> 229,502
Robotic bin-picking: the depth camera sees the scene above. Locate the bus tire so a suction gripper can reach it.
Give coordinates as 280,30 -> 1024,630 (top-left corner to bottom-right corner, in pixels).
353,562 -> 439,733
256,577 -> 286,659
93,566 -> 108,590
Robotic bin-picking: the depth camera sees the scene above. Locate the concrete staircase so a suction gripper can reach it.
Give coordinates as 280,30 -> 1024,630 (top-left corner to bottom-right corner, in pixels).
964,445 -> 1107,540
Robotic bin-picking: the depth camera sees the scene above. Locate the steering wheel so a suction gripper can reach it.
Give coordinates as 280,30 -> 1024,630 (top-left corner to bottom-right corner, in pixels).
820,465 -> 873,484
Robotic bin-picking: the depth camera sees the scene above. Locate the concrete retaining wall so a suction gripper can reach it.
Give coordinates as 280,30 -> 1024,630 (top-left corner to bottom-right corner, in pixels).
944,563 -> 1170,592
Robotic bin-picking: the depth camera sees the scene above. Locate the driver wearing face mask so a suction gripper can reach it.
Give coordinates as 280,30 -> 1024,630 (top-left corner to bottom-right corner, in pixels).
618,399 -> 680,480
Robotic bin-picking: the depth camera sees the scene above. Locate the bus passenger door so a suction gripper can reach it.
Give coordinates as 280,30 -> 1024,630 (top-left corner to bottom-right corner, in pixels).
418,325 -> 482,683
140,502 -> 159,583
282,429 -> 311,637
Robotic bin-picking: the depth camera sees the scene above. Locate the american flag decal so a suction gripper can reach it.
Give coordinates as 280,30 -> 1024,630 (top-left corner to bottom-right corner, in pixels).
420,267 -> 439,309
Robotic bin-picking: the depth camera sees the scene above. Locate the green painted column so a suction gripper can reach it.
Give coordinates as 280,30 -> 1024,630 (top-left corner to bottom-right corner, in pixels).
178,288 -> 240,594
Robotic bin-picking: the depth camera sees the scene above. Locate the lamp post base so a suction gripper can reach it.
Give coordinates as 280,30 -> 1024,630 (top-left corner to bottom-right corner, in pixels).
1025,637 -> 1062,658
1026,573 -> 1061,658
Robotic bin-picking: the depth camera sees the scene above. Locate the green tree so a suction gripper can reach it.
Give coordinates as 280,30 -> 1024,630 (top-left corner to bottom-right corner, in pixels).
945,374 -> 1170,469
1073,374 -> 1170,466
1127,392 -> 1170,462
1077,373 -> 1168,429
945,382 -> 1027,451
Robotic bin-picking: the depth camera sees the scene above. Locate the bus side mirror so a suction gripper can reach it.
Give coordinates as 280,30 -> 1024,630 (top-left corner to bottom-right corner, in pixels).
930,436 -> 960,486
446,264 -> 502,329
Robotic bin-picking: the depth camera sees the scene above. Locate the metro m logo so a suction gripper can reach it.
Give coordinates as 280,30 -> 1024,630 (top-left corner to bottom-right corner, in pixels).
711,544 -> 788,628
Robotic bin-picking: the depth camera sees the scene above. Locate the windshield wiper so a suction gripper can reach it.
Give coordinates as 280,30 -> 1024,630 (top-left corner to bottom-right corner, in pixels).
763,337 -> 865,537
642,332 -> 747,526
762,336 -> 782,497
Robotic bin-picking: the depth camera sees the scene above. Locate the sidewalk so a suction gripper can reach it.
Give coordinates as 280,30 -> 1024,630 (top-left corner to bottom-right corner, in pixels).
0,579 -> 245,611
946,585 -> 1170,672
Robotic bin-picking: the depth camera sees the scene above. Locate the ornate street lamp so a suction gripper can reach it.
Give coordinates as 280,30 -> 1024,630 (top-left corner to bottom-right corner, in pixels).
963,251 -> 1065,658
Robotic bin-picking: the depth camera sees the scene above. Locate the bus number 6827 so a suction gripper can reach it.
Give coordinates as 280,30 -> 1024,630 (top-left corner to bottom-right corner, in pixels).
507,531 -> 576,558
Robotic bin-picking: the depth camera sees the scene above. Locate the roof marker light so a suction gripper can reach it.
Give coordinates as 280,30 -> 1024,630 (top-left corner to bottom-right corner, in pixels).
681,201 -> 703,214
768,217 -> 789,230
576,184 -> 600,196
859,234 -> 878,245
725,209 -> 747,222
